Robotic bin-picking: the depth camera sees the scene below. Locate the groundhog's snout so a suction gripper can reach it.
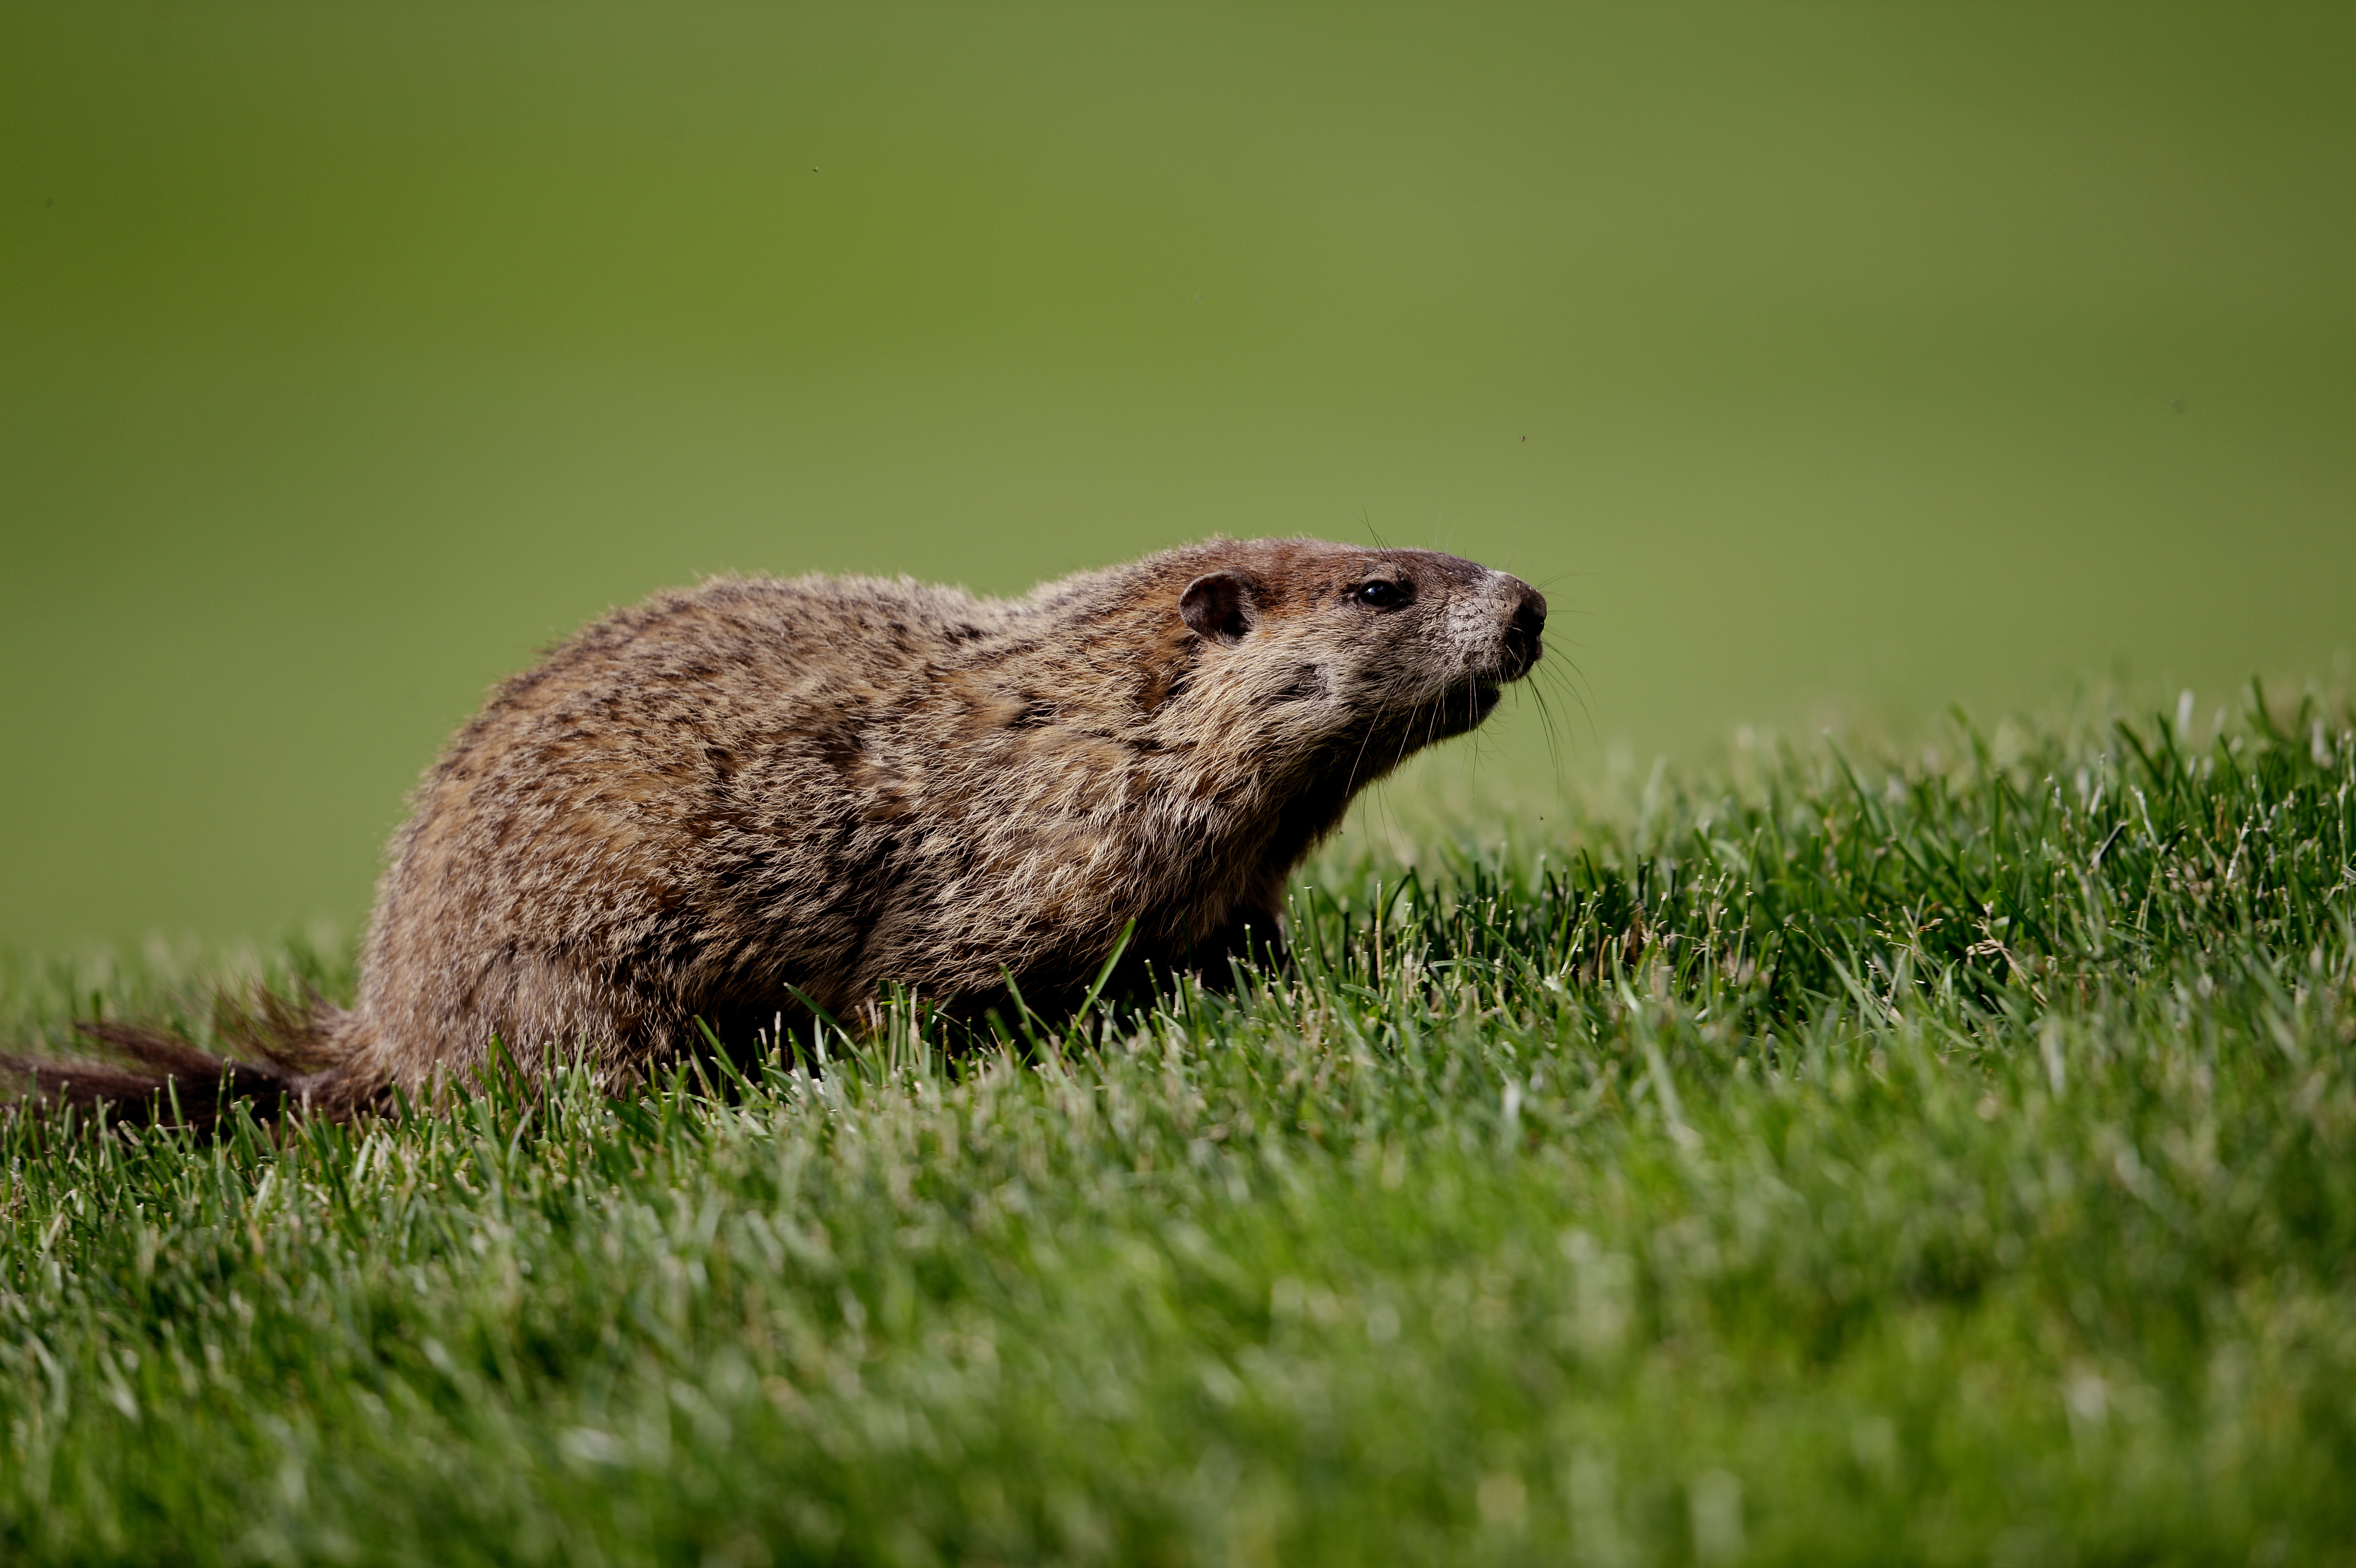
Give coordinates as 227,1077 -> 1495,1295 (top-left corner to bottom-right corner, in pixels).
1499,578 -> 1547,680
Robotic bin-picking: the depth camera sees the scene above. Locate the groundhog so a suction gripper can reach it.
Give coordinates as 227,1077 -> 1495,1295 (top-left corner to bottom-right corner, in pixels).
15,537 -> 1544,1121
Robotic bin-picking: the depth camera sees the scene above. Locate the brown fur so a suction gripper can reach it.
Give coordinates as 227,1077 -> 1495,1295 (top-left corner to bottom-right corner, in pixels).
9,537 -> 1544,1122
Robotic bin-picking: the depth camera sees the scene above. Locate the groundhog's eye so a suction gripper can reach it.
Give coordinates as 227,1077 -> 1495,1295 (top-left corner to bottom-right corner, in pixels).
1354,580 -> 1411,610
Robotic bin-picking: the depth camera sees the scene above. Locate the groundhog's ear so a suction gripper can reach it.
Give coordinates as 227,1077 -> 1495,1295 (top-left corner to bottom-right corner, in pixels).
1179,572 -> 1256,645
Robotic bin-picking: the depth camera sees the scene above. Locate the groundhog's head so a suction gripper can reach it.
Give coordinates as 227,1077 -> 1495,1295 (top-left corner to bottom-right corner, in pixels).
1170,538 -> 1546,772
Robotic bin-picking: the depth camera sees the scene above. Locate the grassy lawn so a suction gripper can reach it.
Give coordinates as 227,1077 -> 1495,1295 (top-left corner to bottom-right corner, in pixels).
5,688 -> 2353,1566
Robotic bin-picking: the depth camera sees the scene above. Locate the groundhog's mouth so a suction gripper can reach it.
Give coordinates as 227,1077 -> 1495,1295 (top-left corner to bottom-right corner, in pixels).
1418,676 -> 1505,740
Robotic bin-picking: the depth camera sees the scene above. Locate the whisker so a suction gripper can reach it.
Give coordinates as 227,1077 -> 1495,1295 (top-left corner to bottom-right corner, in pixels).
1343,710 -> 1381,799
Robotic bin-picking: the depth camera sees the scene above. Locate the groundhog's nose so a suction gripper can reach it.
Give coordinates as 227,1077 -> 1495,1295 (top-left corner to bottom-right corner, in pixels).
1501,579 -> 1547,678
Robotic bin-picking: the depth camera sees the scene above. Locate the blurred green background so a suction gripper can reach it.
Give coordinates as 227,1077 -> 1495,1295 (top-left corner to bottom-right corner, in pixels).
3,2 -> 2351,949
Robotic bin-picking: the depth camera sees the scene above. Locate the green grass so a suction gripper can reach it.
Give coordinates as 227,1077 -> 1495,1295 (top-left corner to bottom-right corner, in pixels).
5,686 -> 2354,1566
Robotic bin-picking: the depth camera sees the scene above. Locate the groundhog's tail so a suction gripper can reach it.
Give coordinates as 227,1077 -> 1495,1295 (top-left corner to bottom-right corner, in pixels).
1,989 -> 373,1130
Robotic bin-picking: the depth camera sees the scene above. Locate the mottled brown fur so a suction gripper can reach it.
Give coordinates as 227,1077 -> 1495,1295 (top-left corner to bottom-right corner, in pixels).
10,537 -> 1543,1121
